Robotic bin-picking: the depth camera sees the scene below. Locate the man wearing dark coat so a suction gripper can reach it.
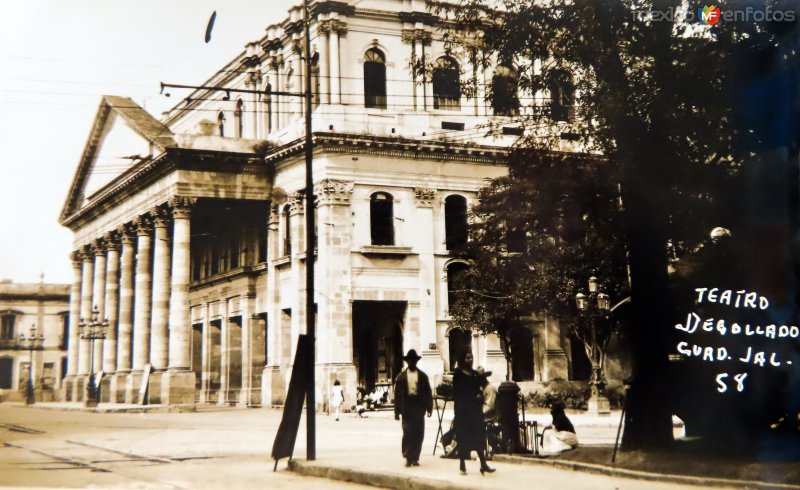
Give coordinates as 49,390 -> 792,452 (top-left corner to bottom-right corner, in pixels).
394,349 -> 433,467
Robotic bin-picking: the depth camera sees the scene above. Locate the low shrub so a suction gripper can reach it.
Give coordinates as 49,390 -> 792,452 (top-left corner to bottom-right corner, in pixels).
525,380 -> 591,410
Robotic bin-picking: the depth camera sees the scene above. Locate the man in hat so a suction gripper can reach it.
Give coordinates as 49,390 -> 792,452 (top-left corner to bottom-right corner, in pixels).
394,349 -> 433,467
476,366 -> 497,422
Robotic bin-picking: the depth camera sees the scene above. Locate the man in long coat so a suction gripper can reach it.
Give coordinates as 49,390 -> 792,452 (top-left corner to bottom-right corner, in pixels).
394,349 -> 433,467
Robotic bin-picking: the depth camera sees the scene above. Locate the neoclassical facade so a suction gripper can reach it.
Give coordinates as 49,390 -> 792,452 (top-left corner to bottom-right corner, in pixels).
61,0 -> 585,408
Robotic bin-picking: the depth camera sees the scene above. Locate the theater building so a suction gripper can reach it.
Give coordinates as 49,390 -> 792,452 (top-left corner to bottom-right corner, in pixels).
60,0 -> 584,408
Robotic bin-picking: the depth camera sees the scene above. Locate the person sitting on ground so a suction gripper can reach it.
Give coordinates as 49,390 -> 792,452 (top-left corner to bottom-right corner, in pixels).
542,402 -> 579,454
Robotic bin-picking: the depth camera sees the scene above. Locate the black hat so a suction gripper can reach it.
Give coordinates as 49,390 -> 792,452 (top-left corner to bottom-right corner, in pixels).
403,349 -> 422,361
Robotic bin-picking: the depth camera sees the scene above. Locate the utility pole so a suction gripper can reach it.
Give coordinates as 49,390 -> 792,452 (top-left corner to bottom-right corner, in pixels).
302,0 -> 316,462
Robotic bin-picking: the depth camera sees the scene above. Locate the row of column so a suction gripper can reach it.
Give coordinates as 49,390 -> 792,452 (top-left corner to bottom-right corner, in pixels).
65,197 -> 195,402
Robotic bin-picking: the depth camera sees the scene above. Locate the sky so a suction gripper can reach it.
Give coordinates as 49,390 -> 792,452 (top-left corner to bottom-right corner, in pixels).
0,0 -> 296,285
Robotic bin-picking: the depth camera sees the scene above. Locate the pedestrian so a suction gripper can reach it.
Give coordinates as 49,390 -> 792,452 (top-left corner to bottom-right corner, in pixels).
393,349 -> 433,467
453,352 -> 495,475
330,379 -> 344,421
542,402 -> 578,453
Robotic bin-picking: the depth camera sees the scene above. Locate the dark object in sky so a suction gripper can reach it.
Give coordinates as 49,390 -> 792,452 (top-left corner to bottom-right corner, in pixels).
205,11 -> 216,43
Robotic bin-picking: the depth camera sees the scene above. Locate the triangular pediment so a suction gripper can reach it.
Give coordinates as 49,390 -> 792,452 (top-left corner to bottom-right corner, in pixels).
60,96 -> 176,224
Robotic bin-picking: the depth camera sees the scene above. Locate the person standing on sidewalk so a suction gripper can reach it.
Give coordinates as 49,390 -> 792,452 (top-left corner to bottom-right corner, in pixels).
453,352 -> 495,476
394,349 -> 433,467
331,380 -> 345,421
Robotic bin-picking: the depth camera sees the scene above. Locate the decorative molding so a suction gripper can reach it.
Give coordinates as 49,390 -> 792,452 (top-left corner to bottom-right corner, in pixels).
93,237 -> 107,255
118,223 -> 136,245
288,192 -> 305,215
170,196 -> 197,219
399,11 -> 439,26
314,179 -> 354,206
152,206 -> 171,228
312,1 -> 356,17
414,188 -> 437,207
104,231 -> 120,251
134,215 -> 152,236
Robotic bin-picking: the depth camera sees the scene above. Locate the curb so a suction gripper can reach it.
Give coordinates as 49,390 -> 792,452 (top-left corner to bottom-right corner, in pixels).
20,404 -> 196,414
493,455 -> 800,490
288,460 -> 468,490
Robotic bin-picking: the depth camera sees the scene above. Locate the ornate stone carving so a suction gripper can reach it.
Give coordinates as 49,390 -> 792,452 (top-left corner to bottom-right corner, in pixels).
318,20 -> 332,35
118,223 -> 136,245
414,188 -> 437,207
134,215 -> 152,236
104,231 -> 120,251
169,197 -> 197,219
269,204 -> 280,225
80,244 -> 95,261
93,237 -> 107,255
292,38 -> 302,54
314,179 -> 354,206
70,250 -> 83,265
152,206 -> 171,229
288,191 -> 306,214
401,29 -> 415,44
331,19 -> 348,35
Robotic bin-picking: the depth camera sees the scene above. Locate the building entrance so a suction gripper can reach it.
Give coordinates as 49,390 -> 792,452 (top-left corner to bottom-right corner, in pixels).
352,301 -> 405,394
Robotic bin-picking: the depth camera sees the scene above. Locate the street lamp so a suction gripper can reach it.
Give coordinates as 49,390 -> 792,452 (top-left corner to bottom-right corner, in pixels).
19,323 -> 44,405
575,276 -> 611,414
79,305 -> 108,407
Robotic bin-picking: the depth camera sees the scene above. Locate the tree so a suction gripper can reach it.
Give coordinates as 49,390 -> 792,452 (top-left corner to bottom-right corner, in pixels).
431,0 -> 785,449
447,149 -> 629,382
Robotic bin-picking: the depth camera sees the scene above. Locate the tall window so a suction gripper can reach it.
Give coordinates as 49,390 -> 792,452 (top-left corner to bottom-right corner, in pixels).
433,57 -> 461,110
444,195 -> 468,250
370,192 -> 395,245
446,261 -> 469,310
1,315 -> 15,341
549,70 -> 575,122
217,111 -> 226,137
60,313 -> 69,351
364,48 -> 387,109
510,326 -> 534,381
0,357 -> 11,389
264,83 -> 273,134
311,53 -> 320,109
234,99 -> 244,137
282,205 -> 292,256
491,65 -> 520,116
230,234 -> 240,269
286,69 -> 295,117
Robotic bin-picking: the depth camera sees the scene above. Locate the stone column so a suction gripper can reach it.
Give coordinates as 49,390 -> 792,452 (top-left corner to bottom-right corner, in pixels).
329,22 -> 341,104
262,205 -> 283,406
91,240 -> 107,375
78,248 -> 94,377
64,252 -> 82,401
163,197 -> 196,405
101,233 -> 119,402
240,294 -> 252,405
414,188 -> 441,378
115,225 -> 135,402
318,22 -> 330,105
313,179 -> 357,410
150,207 -> 171,371
128,215 -> 152,403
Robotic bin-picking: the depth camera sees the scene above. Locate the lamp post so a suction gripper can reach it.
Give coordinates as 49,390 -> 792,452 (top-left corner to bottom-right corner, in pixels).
19,323 -> 44,405
575,276 -> 611,414
79,305 -> 108,407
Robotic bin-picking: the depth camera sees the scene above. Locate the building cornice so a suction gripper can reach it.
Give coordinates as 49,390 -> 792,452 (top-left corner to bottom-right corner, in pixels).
61,148 -> 265,229
263,132 -> 511,166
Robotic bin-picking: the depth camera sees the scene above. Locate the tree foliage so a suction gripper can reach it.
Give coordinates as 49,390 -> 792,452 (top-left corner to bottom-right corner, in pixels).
431,0 -> 794,448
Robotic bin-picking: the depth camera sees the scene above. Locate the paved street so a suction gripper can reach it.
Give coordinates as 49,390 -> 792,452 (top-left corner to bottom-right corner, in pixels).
0,404 -> 709,489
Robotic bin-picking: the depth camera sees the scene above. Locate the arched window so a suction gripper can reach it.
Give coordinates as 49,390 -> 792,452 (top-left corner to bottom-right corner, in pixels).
433,57 -> 461,110
264,83 -> 273,134
234,99 -> 244,138
444,195 -> 468,250
282,205 -> 292,256
549,70 -> 575,122
491,65 -> 520,116
364,48 -> 387,109
446,261 -> 469,310
217,111 -> 226,137
370,192 -> 395,245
